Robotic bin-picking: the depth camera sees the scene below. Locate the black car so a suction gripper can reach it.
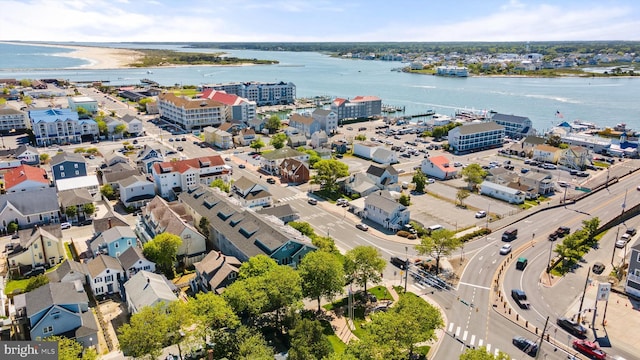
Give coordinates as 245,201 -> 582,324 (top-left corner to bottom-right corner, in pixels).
390,256 -> 408,269
592,262 -> 605,275
557,317 -> 587,338
512,336 -> 538,357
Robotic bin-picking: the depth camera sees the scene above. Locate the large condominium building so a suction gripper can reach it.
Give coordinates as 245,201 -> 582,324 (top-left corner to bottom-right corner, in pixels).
490,113 -> 533,139
200,89 -> 257,123
152,155 -> 231,198
330,96 -> 382,121
29,108 -> 99,146
448,122 -> 505,154
158,93 -> 230,131
0,106 -> 29,132
203,81 -> 296,106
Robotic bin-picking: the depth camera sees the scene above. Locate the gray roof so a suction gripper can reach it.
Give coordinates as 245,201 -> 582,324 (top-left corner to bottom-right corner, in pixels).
365,191 -> 405,214
366,164 -> 398,177
17,226 -> 61,250
261,147 -> 305,160
46,260 -> 88,283
0,187 -> 59,216
453,121 -> 505,135
256,203 -> 298,219
25,282 -> 88,315
15,144 -> 39,157
233,176 -> 257,192
118,174 -> 151,188
103,165 -> 139,183
312,108 -> 333,116
87,254 -> 124,278
123,271 -> 177,312
58,188 -> 94,208
523,136 -> 547,145
372,148 -> 393,160
117,246 -> 147,270
51,151 -> 86,166
194,251 -> 241,292
104,152 -> 130,166
120,114 -> 141,124
492,113 -> 530,124
0,106 -> 23,115
93,210 -> 129,235
91,226 -> 136,253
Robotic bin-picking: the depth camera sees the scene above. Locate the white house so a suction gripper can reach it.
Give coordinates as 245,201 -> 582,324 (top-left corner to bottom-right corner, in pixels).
203,126 -> 232,149
312,108 -> 338,134
231,176 -> 273,208
480,181 -> 525,204
14,145 -> 40,165
259,148 -> 309,175
4,164 -> 50,193
118,175 -> 155,209
363,191 -> 410,230
120,114 -> 144,136
87,254 -> 125,296
420,155 -> 458,180
310,130 -> 329,149
123,271 -> 177,314
55,175 -> 100,196
117,246 -> 156,279
151,155 -> 230,198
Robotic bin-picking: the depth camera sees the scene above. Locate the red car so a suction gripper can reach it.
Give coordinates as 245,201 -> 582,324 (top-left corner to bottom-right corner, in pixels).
572,339 -> 606,360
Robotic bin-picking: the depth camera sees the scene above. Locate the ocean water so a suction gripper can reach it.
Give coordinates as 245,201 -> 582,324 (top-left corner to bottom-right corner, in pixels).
0,42 -> 638,132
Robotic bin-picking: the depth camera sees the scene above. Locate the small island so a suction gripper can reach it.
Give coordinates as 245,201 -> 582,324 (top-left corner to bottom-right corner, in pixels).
128,48 -> 279,67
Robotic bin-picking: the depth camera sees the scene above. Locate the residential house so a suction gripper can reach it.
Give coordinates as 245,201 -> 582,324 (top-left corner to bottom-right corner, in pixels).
312,108 -> 338,135
104,116 -> 125,138
55,175 -> 99,197
203,126 -> 233,149
310,130 -> 329,148
136,145 -> 166,174
203,81 -> 296,106
190,251 -> 241,294
68,96 -> 98,114
103,151 -> 130,168
218,122 -> 244,136
420,155 -> 458,180
58,188 -> 94,222
490,113 -> 533,139
199,89 -> 257,123
158,92 -> 230,131
123,271 -> 177,314
29,108 -> 99,146
343,173 -> 380,197
288,134 -> 307,148
448,122 -> 505,154
4,164 -> 50,193
46,260 -> 89,285
231,176 -> 273,208
0,187 -> 60,230
152,155 -> 230,198
118,175 -> 155,209
136,196 -> 207,266
14,145 -> 40,165
533,144 -> 562,164
507,182 -> 538,201
101,162 -> 140,191
289,113 -> 321,138
89,226 -> 138,259
559,146 -> 591,170
50,152 -> 87,181
120,114 -> 143,136
436,65 -> 469,77
13,282 -> 98,350
480,181 -> 525,204
363,191 -> 410,231
6,226 -> 66,274
506,136 -> 546,157
519,171 -> 554,195
331,140 -> 349,154
233,128 -> 257,146
278,158 -> 310,184
260,148 -> 309,175
365,164 -> 401,192
117,246 -> 156,279
0,106 -> 29,132
256,204 -> 299,224
624,242 -> 640,298
485,167 -> 519,185
353,142 -> 398,164
92,210 -> 129,238
86,254 -> 125,296
178,185 -> 316,265
330,96 -> 382,121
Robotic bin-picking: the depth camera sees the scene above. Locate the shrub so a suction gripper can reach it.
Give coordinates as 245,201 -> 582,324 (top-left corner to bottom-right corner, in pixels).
408,234 -> 418,240
396,230 -> 411,238
458,228 -> 491,242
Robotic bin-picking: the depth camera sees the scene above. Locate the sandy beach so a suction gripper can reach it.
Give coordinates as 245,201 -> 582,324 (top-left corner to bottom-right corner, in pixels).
0,41 -> 144,70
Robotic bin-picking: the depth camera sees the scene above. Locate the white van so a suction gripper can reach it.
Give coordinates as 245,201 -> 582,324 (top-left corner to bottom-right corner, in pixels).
427,224 -> 444,234
402,181 -> 409,189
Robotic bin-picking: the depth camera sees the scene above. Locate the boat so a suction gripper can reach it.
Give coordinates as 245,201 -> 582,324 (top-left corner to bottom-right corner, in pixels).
147,70 -> 153,74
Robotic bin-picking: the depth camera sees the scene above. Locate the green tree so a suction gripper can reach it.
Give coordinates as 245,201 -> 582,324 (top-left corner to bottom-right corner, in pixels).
547,134 -> 562,147
198,217 -> 210,240
7,221 -> 18,234
65,205 -> 77,220
354,134 -> 367,141
210,178 -> 230,193
82,203 -> 96,216
23,95 -> 33,106
0,98 -> 6,106
238,255 -> 279,279
288,221 -> 316,237
431,126 -> 448,140
76,107 -> 88,117
297,147 -> 321,168
288,318 -> 333,360
96,118 -> 108,136
298,251 -> 345,312
143,233 -> 182,278
74,147 -> 86,154
582,217 -> 600,247
265,115 -> 281,134
461,163 -> 487,191
212,326 -> 273,360
311,235 -> 338,254
117,303 -> 169,359
344,246 -> 386,295
456,189 -> 470,207
45,336 -> 98,360
114,123 -> 127,135
25,274 -> 49,292
187,292 -> 239,345
415,228 -> 461,275
250,137 -> 265,153
100,184 -> 115,199
39,153 -> 50,164
164,300 -> 191,360
412,169 -> 426,193
460,347 -> 511,359
138,97 -> 154,111
311,159 -> 349,193
270,133 -> 288,149
399,193 -> 411,206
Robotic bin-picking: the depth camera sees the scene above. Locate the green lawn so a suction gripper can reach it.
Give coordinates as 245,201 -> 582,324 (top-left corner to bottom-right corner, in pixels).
320,320 -> 347,354
4,278 -> 30,295
369,285 -> 393,301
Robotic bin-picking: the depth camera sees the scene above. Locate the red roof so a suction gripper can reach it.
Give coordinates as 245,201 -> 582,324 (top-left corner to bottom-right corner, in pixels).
152,155 -> 226,175
5,165 -> 49,190
428,155 -> 452,172
332,98 -> 347,106
200,89 -> 243,106
351,95 -> 381,102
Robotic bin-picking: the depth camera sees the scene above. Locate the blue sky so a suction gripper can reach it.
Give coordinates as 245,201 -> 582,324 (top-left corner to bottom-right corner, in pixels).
1,0 -> 639,42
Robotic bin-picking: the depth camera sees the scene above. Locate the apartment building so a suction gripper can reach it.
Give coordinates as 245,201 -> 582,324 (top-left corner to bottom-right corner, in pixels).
0,106 -> 29,132
330,96 -> 382,121
29,108 -> 99,146
152,155 -> 230,198
200,89 -> 257,123
202,81 -> 296,106
490,113 -> 533,139
158,92 -> 230,131
448,121 -> 505,154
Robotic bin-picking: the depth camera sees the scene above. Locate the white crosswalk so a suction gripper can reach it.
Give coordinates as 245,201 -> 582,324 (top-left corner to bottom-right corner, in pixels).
447,322 -> 497,355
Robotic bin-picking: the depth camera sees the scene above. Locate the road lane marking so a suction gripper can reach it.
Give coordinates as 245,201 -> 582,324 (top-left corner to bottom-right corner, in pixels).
486,344 -> 491,352
462,331 -> 468,341
494,349 -> 500,356
478,339 -> 483,347
356,235 -> 394,256
470,335 -> 475,346
458,282 -> 491,290
455,327 -> 461,337
448,323 -> 454,332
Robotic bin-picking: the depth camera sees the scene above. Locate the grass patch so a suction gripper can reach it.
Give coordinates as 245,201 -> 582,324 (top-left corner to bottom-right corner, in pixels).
64,242 -> 74,261
313,189 -> 344,202
320,320 -> 346,354
369,285 -> 393,301
415,345 -> 431,357
4,279 -> 30,295
592,161 -> 610,168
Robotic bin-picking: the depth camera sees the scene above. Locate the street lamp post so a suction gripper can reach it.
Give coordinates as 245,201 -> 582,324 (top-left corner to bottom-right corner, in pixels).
577,265 -> 592,324
404,246 -> 409,293
547,238 -> 554,274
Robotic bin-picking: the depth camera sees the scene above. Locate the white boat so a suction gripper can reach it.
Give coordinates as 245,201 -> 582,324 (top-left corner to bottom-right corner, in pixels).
147,70 -> 153,74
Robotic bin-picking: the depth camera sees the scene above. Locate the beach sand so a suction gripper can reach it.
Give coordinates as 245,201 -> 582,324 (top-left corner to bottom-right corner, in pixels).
0,41 -> 144,70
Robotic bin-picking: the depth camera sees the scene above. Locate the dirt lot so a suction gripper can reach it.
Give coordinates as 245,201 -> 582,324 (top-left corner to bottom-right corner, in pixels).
98,299 -> 128,352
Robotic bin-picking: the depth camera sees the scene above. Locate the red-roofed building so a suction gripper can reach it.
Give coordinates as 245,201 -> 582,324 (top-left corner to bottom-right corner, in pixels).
200,89 -> 256,123
151,156 -> 231,198
158,92 -> 230,130
5,164 -> 50,193
420,155 -> 458,180
330,95 -> 382,121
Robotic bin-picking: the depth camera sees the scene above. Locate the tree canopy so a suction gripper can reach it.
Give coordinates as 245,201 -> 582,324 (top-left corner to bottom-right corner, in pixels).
143,233 -> 182,278
311,159 -> 349,193
288,318 -> 333,360
250,137 -> 265,153
344,246 -> 386,295
461,164 -> 487,191
412,169 -> 426,193
415,228 -> 461,275
298,251 -> 345,311
265,115 -> 281,133
45,336 -> 97,360
270,132 -> 288,149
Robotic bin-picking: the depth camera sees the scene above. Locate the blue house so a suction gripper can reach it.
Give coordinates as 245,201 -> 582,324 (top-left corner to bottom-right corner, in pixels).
89,226 -> 138,258
50,152 -> 87,181
13,282 -> 99,349
136,145 -> 166,174
289,113 -> 321,138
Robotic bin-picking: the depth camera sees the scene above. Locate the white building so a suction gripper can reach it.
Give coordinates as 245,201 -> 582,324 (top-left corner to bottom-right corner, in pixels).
152,156 -> 230,198
420,155 -> 458,180
203,81 -> 296,106
0,106 -> 29,132
118,175 -> 155,209
480,181 -> 525,204
55,175 -> 100,196
231,176 -> 273,208
203,126 -> 233,149
363,191 -> 410,230
200,89 -> 257,123
312,109 -> 338,135
158,92 -> 230,131
29,109 -> 99,146
353,142 -> 398,164
87,254 -> 125,296
68,96 -> 98,114
448,122 -> 505,154
120,114 -> 144,136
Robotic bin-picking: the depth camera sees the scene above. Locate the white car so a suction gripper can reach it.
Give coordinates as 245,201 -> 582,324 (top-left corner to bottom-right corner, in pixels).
61,222 -> 72,230
475,211 -> 487,218
427,178 -> 435,184
356,223 -> 369,231
500,244 -> 512,255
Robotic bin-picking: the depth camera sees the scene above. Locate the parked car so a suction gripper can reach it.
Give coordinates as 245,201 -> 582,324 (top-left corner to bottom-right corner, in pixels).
176,146 -> 184,151
499,244 -> 512,255
626,227 -> 637,236
266,178 -> 276,184
390,256 -> 408,269
307,198 -> 318,205
356,223 -> 369,231
572,339 -> 606,360
557,317 -> 587,338
238,164 -> 246,169
616,233 -> 630,248
475,210 -> 487,218
512,336 -> 538,357
23,266 -> 46,278
61,222 -> 72,230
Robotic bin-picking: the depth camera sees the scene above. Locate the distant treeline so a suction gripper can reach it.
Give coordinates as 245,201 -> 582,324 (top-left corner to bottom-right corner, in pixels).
176,41 -> 640,56
128,49 -> 278,67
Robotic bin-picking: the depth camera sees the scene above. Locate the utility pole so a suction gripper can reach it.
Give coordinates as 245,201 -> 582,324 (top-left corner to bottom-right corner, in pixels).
611,226 -> 620,267
404,246 -> 409,293
535,316 -> 549,359
577,265 -> 592,324
546,238 -> 554,273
